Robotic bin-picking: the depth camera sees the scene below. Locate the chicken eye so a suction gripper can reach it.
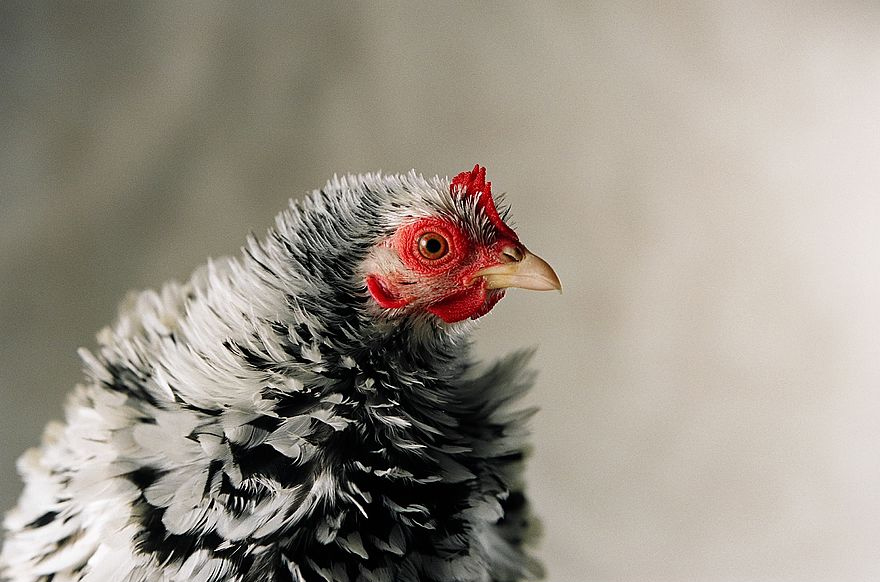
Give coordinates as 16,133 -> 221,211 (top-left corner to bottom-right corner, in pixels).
418,232 -> 449,260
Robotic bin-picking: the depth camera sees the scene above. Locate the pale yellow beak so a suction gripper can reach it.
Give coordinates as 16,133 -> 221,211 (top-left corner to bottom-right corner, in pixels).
475,247 -> 562,292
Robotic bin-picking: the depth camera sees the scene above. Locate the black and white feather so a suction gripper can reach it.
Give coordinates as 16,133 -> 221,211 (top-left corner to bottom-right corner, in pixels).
1,171 -> 543,582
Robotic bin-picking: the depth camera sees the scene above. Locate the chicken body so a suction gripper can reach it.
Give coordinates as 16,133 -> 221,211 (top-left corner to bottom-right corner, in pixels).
0,167 -> 558,582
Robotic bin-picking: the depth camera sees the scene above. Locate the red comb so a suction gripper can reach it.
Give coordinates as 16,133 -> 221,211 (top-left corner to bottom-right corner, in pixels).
450,164 -> 518,240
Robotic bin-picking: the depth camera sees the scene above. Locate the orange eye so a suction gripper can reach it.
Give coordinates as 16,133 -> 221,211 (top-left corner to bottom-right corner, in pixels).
418,232 -> 449,260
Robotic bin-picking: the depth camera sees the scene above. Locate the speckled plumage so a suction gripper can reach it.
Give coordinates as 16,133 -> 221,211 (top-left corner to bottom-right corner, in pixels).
1,170 -> 544,582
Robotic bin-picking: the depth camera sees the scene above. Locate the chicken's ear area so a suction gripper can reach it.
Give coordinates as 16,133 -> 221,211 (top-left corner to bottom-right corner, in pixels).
366,275 -> 411,309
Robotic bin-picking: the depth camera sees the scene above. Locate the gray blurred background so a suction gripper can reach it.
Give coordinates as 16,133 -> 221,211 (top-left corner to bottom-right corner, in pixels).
3,2 -> 880,581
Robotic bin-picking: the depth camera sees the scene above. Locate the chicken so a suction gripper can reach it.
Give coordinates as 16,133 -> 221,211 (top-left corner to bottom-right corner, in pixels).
0,165 -> 561,582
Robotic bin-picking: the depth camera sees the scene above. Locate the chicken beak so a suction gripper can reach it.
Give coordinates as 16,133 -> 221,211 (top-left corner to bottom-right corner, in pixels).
475,248 -> 562,292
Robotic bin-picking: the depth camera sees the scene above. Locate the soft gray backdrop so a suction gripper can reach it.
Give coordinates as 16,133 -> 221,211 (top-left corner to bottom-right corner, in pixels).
3,2 -> 880,581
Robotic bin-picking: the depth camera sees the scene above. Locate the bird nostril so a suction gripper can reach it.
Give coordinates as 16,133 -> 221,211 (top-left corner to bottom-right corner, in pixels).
501,246 -> 525,263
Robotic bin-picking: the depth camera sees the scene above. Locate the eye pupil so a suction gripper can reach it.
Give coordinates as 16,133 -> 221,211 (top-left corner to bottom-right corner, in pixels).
418,232 -> 449,259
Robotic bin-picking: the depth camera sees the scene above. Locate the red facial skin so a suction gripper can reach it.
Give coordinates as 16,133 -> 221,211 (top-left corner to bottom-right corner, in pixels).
366,216 -> 520,323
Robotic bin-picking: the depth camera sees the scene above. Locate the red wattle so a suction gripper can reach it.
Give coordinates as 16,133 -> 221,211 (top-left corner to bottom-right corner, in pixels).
427,286 -> 488,324
470,289 -> 505,320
